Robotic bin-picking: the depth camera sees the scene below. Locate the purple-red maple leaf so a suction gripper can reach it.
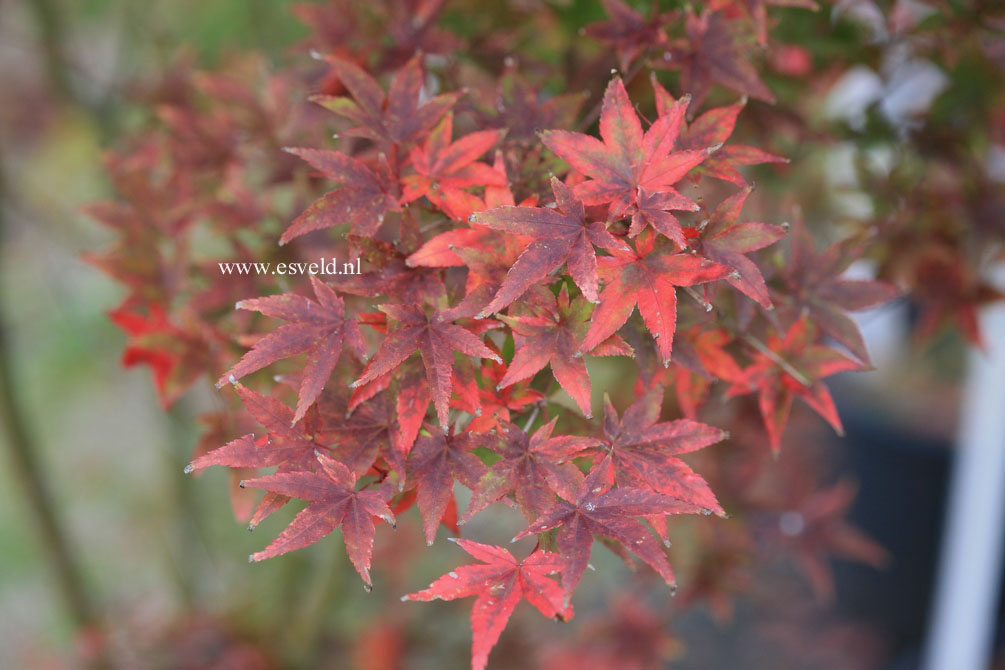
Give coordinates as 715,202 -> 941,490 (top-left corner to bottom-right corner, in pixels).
659,10 -> 775,108
186,384 -> 330,527
583,0 -> 674,71
401,113 -> 505,221
280,147 -> 400,243
776,222 -> 900,364
241,451 -> 395,590
471,177 -> 628,314
692,187 -> 787,308
600,389 -> 727,518
405,539 -> 572,670
498,285 -> 634,418
351,303 -> 502,429
651,73 -> 787,186
728,318 -> 862,450
541,78 -> 711,231
217,277 -> 366,423
310,54 -> 460,149
462,419 -> 598,523
579,228 -> 730,367
513,455 -> 684,604
407,425 -> 490,544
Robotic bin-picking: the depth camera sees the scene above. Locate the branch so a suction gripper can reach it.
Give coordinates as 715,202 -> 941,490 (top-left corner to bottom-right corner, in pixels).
0,161 -> 98,632
682,287 -> 812,388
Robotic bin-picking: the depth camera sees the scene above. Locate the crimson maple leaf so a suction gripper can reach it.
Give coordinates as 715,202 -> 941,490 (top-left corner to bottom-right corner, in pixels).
600,389 -> 726,518
310,54 -> 460,149
691,187 -> 788,308
405,539 -> 572,670
907,244 -> 1001,349
776,222 -> 900,364
280,147 -> 400,243
315,389 -> 413,478
541,78 -> 711,232
659,10 -> 775,108
462,419 -> 599,523
651,73 -> 787,186
578,229 -> 730,367
351,302 -> 502,429
709,0 -> 818,46
728,318 -> 862,450
401,113 -> 505,221
760,479 -> 887,599
513,455 -> 684,603
217,277 -> 366,424
241,451 -> 395,590
407,425 -> 490,545
637,325 -> 744,418
339,235 -> 447,305
186,384 -> 332,527
583,0 -> 674,71
471,177 -> 628,314
465,359 -> 543,433
498,285 -> 634,418
474,65 -> 587,144
108,303 -> 210,407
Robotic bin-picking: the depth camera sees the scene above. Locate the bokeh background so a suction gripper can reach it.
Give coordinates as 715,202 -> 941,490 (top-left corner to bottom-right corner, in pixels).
0,0 -> 1003,668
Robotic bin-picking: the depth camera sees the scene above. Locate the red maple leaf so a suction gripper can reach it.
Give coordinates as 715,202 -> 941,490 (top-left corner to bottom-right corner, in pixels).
728,318 -> 862,450
473,65 -> 587,144
761,479 -> 888,599
407,425 -> 490,545
465,359 -> 543,433
600,389 -> 727,517
310,54 -> 460,149
217,277 -> 366,424
513,455 -> 684,603
659,10 -> 775,108
692,187 -> 788,308
651,73 -> 787,186
241,451 -> 395,590
541,77 -> 711,234
579,228 -> 730,367
351,302 -> 502,429
405,539 -> 573,670
462,419 -> 599,523
709,0 -> 818,46
401,113 -> 505,221
315,389 -> 413,478
109,303 -> 210,407
186,384 -> 333,527
280,147 -> 400,243
471,177 -> 629,314
583,0 -> 674,71
776,222 -> 900,364
497,285 -> 634,418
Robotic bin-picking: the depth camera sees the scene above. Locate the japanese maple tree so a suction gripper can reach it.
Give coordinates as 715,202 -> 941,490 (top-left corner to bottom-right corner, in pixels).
86,0 -> 1003,667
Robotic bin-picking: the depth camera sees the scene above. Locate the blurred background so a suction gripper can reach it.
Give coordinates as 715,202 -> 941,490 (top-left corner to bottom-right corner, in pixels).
0,0 -> 1002,668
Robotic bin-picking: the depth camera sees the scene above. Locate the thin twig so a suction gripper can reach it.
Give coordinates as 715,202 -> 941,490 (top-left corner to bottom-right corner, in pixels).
575,57 -> 648,132
0,162 -> 97,632
521,405 -> 540,433
681,287 -> 812,388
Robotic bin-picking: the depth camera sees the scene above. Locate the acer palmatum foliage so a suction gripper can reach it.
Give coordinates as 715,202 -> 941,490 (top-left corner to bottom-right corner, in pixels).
86,0 -> 1005,666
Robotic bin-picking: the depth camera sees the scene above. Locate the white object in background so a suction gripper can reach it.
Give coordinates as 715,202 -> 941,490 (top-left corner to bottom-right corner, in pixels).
923,265 -> 1005,670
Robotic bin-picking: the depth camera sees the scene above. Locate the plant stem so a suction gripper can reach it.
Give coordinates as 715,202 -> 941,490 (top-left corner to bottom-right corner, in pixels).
25,0 -> 74,102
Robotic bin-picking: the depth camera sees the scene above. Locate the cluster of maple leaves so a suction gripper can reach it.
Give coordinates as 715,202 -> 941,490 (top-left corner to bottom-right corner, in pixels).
85,0 -> 1005,667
